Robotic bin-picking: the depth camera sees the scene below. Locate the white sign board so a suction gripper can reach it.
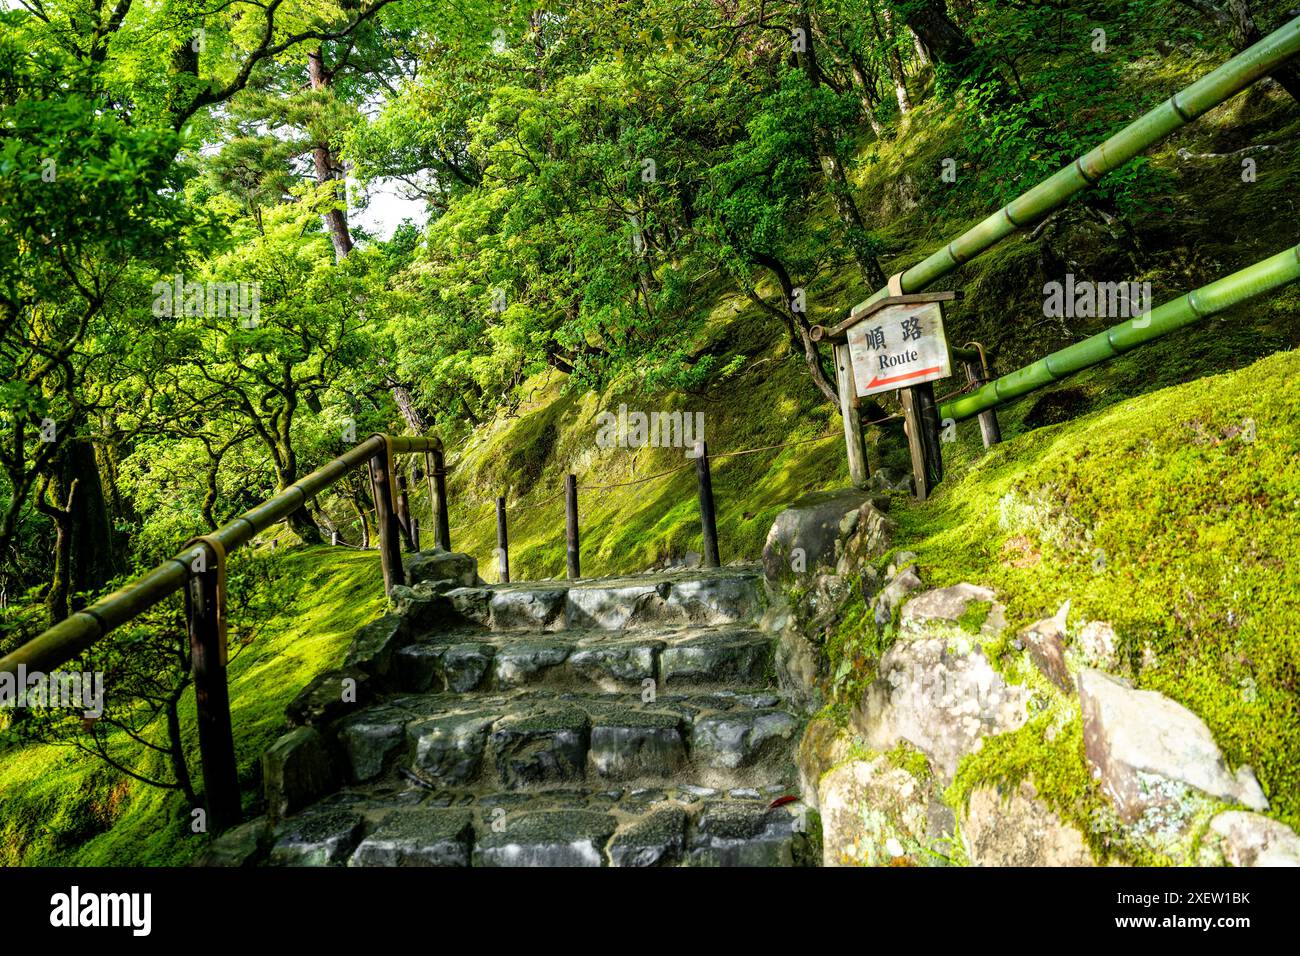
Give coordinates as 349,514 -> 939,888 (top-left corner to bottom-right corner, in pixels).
847,301 -> 951,397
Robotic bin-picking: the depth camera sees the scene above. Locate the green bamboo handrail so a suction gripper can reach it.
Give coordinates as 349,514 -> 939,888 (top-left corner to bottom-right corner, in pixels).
0,434 -> 443,679
940,243 -> 1300,422
850,16 -> 1300,317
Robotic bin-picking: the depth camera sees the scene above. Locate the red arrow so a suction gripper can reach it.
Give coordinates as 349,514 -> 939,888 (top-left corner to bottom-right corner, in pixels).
864,365 -> 942,390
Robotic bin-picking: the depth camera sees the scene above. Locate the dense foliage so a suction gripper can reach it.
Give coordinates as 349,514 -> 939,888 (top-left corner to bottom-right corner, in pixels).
1,0 -> 1296,827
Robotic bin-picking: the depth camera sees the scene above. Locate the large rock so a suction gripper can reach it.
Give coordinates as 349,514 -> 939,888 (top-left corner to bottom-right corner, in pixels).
343,614 -> 407,682
963,781 -> 1096,866
489,587 -> 567,630
1078,668 -> 1268,824
285,668 -> 371,727
588,712 -> 687,780
761,489 -> 891,587
1209,811 -> 1300,867
608,807 -> 687,867
900,583 -> 996,626
406,712 -> 496,785
795,716 -> 857,809
684,801 -> 810,866
337,707 -> 408,783
473,810 -> 616,867
1019,607 -> 1072,693
403,549 -> 480,588
659,631 -> 771,686
263,727 -> 338,820
348,809 -> 474,867
819,755 -> 947,867
852,622 -> 1031,783
269,810 -> 364,867
194,818 -> 270,867
693,709 -> 799,771
489,707 -> 590,788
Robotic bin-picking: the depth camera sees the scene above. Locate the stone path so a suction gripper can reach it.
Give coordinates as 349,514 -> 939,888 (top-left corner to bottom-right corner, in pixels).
266,561 -> 816,867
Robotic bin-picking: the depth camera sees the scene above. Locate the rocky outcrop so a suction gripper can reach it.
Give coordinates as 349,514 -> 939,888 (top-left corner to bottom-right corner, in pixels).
1208,811 -> 1300,867
758,490 -> 896,713
1078,668 -> 1268,824
819,753 -> 950,867
963,781 -> 1095,866
852,585 -> 1030,784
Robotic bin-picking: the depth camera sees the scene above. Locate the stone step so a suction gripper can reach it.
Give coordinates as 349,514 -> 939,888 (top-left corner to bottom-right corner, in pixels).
333,688 -> 802,792
393,625 -> 775,694
391,566 -> 765,634
269,783 -> 815,867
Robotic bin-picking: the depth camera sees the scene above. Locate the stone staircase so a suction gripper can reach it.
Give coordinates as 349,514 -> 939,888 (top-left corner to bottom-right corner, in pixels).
264,555 -> 816,867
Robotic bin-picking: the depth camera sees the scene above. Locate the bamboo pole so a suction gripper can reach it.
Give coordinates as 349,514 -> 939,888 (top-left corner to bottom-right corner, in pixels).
849,19 -> 1300,317
941,244 -> 1300,422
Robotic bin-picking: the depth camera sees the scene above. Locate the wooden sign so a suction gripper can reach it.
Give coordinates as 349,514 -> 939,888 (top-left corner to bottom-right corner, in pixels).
846,301 -> 951,397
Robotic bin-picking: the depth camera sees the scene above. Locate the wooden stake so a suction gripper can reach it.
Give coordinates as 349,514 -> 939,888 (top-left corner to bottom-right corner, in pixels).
396,475 -> 416,551
496,496 -> 510,583
694,441 -> 721,568
369,452 -> 405,593
835,342 -> 870,488
427,448 -> 451,551
565,474 -> 580,580
899,381 -> 944,501
963,358 -> 1002,448
185,561 -> 240,835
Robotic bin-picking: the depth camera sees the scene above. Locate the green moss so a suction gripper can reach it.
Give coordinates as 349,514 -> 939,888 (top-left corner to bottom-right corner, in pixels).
908,350 -> 1300,832
944,710 -> 1142,864
883,741 -> 933,785
955,599 -> 992,635
0,546 -> 384,866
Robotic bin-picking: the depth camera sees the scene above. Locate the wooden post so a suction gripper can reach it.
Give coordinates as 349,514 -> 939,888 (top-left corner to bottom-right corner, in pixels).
835,342 -> 870,488
411,518 -> 420,552
899,381 -> 945,501
185,560 -> 240,835
396,475 -> 416,552
496,496 -> 510,583
565,474 -> 580,580
427,449 -> 451,551
369,452 -> 405,593
694,441 -> 721,568
963,358 -> 1002,448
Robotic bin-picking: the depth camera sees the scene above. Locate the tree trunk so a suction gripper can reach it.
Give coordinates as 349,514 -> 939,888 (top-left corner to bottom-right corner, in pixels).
848,53 -> 887,137
44,434 -> 118,624
901,0 -> 977,78
1225,1 -> 1300,102
308,49 -> 355,262
796,3 -> 888,289
875,1 -> 912,115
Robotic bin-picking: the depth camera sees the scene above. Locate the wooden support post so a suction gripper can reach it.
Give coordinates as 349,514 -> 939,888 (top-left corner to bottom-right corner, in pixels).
396,475 -> 416,552
427,449 -> 451,551
899,381 -> 945,501
963,358 -> 1002,448
496,496 -> 510,583
835,342 -> 870,488
565,474 -> 580,580
185,560 -> 240,835
369,452 -> 405,593
694,441 -> 721,568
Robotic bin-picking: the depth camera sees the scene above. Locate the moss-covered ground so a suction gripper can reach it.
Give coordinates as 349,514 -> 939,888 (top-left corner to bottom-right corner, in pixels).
3,49 -> 1298,865
0,547 -> 383,865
